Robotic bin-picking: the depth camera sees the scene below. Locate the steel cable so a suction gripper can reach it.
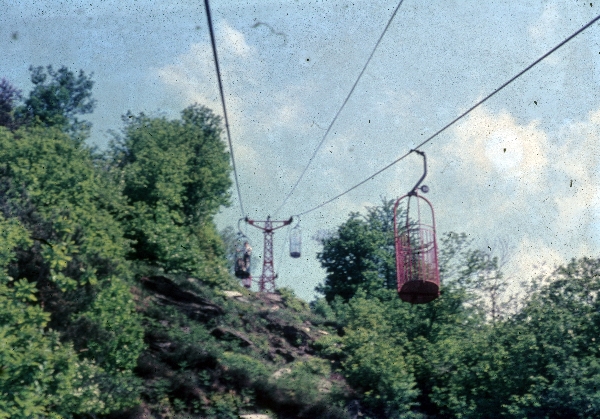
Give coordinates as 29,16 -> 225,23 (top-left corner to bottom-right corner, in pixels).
204,0 -> 246,217
295,12 -> 600,217
274,0 -> 407,216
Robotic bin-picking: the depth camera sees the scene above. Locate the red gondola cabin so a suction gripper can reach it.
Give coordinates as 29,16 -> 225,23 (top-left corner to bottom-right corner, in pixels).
393,151 -> 440,304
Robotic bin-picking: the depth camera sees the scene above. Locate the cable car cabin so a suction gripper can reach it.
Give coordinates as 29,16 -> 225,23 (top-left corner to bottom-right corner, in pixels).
289,223 -> 302,258
234,234 -> 252,288
394,193 -> 440,303
393,150 -> 440,304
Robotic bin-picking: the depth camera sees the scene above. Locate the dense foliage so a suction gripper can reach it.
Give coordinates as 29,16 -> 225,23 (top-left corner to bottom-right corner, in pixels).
110,106 -> 232,282
0,67 -> 236,418
315,200 -> 600,418
2,66 -> 600,419
0,78 -> 22,130
0,118 -> 146,415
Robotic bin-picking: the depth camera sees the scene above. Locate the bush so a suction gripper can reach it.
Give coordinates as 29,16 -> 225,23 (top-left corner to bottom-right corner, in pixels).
220,352 -> 271,386
279,287 -> 309,312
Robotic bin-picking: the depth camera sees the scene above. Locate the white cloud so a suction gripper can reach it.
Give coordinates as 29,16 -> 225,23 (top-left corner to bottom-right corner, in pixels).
550,109 -> 600,243
508,237 -> 565,289
528,4 -> 560,42
526,3 -> 565,66
154,20 -> 256,112
156,43 -> 219,110
154,25 -> 280,212
437,105 -> 600,287
154,20 -> 265,154
449,106 -> 549,191
221,22 -> 253,57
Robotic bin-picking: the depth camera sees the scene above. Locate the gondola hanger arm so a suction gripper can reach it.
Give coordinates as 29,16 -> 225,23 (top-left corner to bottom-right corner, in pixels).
408,150 -> 429,196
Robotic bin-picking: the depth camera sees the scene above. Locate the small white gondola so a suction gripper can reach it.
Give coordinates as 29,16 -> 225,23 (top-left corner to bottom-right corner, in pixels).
289,222 -> 302,258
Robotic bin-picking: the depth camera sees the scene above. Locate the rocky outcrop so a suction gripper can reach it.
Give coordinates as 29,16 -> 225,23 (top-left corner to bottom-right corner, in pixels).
134,274 -> 348,419
141,275 -> 224,321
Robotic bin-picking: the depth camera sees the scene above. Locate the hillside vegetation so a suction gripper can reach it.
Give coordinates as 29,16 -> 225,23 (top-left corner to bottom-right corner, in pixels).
1,67 -> 600,419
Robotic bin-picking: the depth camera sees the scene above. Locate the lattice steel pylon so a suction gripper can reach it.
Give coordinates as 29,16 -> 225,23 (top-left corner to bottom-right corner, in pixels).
245,216 -> 293,293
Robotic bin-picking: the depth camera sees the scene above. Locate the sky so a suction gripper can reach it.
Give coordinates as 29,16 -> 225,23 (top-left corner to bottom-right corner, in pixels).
2,0 -> 600,301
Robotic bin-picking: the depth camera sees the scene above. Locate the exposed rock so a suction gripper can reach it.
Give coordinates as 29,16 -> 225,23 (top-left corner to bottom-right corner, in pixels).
270,336 -> 285,348
302,345 -> 316,356
136,352 -> 172,379
262,292 -> 282,303
127,403 -> 153,419
211,326 -> 254,347
222,290 -> 243,298
317,378 -> 332,393
271,367 -> 292,379
149,339 -> 174,354
264,316 -> 312,348
135,273 -> 351,419
141,276 -> 224,321
347,399 -> 363,419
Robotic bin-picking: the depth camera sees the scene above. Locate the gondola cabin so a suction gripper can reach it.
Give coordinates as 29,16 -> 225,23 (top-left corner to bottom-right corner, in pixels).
234,233 -> 252,288
289,223 -> 302,258
393,150 -> 440,304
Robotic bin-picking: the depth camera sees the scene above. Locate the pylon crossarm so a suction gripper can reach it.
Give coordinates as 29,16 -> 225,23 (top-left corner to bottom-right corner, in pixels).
245,216 -> 293,232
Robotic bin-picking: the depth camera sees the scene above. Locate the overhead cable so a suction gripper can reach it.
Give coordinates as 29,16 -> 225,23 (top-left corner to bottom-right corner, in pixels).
295,12 -> 600,217
204,0 -> 246,217
274,0 -> 407,216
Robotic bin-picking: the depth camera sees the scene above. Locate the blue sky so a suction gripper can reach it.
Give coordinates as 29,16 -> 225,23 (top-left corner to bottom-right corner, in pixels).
2,0 -> 600,301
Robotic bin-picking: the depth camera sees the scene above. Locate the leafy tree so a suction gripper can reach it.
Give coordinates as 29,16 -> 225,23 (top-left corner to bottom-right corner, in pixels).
316,199 -> 499,305
0,126 -> 130,291
0,78 -> 22,130
111,104 -> 233,283
15,65 -> 96,139
315,200 -> 516,417
316,199 -> 398,302
0,125 -> 144,413
493,257 -> 600,418
424,257 -> 600,419
0,214 -> 106,418
339,291 -> 419,418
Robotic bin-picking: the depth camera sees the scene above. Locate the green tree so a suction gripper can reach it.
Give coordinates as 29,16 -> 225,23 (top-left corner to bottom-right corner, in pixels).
427,257 -> 600,419
111,104 -> 233,283
316,199 -> 398,302
0,126 -> 129,293
339,291 -> 419,418
316,200 -> 495,305
0,125 -> 144,413
495,257 -> 600,419
0,78 -> 22,130
0,214 -> 107,418
15,65 -> 96,139
315,200 -> 511,417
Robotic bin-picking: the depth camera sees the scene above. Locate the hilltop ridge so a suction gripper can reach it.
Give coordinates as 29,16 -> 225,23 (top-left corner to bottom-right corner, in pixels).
122,273 -> 353,419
